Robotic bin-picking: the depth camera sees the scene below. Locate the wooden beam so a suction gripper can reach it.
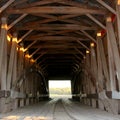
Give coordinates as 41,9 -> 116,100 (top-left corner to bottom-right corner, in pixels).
16,0 -> 97,10
8,14 -> 27,30
26,36 -> 87,41
11,0 -> 28,7
58,0 -> 94,8
96,0 -> 116,14
106,19 -> 120,91
7,33 -> 17,90
86,14 -> 106,29
74,54 -> 82,61
11,90 -> 26,99
0,0 -> 15,13
25,14 -> 80,26
18,30 -> 33,43
24,40 -> 37,52
17,24 -> 97,31
32,14 -> 57,19
7,7 -> 106,15
0,91 -> 10,98
76,40 -> 90,51
97,38 -> 104,91
38,58 -> 47,66
27,30 -> 74,39
37,49 -> 80,54
30,48 -> 41,57
31,43 -> 83,49
0,17 -> 8,90
12,44 -> 17,89
116,4 -> 120,48
74,48 -> 85,56
35,52 -> 46,62
107,31 -> 116,91
31,45 -> 83,49
90,45 -> 98,92
87,93 -> 98,99
25,18 -> 57,27
15,0 -> 62,8
97,37 -> 110,91
85,52 -> 91,94
79,30 -> 97,43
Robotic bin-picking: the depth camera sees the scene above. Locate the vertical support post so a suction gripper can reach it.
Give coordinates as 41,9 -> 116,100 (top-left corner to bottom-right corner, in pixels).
90,43 -> 97,93
24,52 -> 31,103
85,53 -> 91,94
96,36 -> 104,92
7,33 -> 18,111
90,43 -> 98,108
107,31 -> 116,91
97,36 -> 111,91
106,17 -> 120,91
84,55 -> 89,105
18,44 -> 25,107
0,17 -> 8,113
116,2 -> 120,48
18,43 -> 24,78
12,33 -> 18,110
7,33 -> 17,90
0,17 -> 7,90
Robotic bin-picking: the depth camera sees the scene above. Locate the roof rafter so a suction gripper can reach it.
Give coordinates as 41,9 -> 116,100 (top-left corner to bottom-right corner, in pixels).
78,30 -> 97,43
26,36 -> 88,41
0,0 -> 15,13
24,40 -> 37,52
25,14 -> 80,26
7,6 -> 106,15
8,14 -> 27,30
76,40 -> 90,51
86,14 -> 106,29
96,0 -> 116,14
16,24 -> 97,31
30,48 -> 41,57
18,30 -> 33,43
74,48 -> 85,57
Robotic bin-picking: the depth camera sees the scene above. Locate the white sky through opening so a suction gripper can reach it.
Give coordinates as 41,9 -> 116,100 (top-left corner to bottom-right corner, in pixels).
49,80 -> 71,88
49,80 -> 72,98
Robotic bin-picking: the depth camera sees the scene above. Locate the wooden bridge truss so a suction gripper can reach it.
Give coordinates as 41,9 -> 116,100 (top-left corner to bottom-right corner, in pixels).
0,0 -> 120,114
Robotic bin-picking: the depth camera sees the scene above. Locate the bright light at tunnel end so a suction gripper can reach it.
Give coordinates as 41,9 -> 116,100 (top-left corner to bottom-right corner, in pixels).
49,80 -> 72,98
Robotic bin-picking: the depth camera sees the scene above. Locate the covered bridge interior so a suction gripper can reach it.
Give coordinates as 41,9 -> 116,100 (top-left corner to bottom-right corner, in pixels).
0,0 -> 120,116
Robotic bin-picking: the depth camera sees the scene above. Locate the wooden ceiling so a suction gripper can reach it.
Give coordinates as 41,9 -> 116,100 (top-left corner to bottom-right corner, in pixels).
0,0 -> 115,79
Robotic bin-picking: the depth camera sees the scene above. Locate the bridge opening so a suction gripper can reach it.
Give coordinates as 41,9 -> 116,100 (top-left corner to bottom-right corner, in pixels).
49,80 -> 72,98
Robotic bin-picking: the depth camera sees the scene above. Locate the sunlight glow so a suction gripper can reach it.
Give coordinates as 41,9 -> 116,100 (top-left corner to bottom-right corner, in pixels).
49,80 -> 72,98
49,80 -> 71,88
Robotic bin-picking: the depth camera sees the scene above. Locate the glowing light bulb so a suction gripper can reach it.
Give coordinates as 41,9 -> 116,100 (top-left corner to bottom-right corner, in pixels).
86,50 -> 90,54
107,17 -> 112,22
90,43 -> 95,47
97,32 -> 102,37
25,54 -> 31,58
30,59 -> 35,63
12,38 -> 17,42
20,47 -> 25,52
1,24 -> 7,29
7,35 -> 11,42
